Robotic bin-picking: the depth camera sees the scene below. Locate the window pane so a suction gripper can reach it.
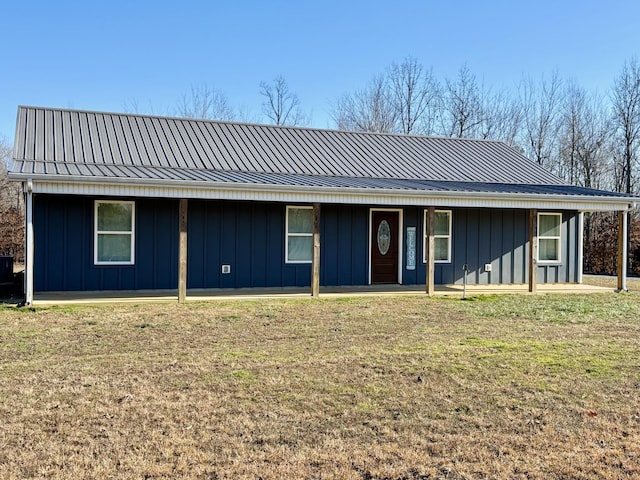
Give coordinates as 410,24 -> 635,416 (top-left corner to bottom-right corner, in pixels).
539,214 -> 560,237
539,238 -> 559,261
434,237 -> 450,261
98,203 -> 132,231
287,236 -> 312,262
98,234 -> 132,262
434,211 -> 450,236
288,208 -> 313,234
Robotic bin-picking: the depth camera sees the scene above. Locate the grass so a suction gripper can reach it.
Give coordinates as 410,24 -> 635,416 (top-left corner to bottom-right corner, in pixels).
1,290 -> 640,479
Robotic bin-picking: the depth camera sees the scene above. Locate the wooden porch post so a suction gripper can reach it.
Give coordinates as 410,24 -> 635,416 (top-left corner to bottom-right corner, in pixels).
528,209 -> 538,294
425,206 -> 435,296
577,212 -> 584,284
178,199 -> 188,303
311,203 -> 321,298
617,210 -> 628,292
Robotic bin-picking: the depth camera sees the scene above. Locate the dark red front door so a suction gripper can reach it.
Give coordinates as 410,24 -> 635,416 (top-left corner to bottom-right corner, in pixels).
371,211 -> 399,284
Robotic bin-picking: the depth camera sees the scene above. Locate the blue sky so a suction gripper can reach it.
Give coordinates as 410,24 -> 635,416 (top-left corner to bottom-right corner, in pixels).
1,0 -> 639,143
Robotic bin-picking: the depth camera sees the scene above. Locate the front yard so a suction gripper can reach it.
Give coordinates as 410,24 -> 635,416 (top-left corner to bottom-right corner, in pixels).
1,289 -> 639,479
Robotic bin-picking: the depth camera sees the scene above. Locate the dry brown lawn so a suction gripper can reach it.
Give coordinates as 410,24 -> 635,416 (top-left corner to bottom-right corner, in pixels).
1,289 -> 640,479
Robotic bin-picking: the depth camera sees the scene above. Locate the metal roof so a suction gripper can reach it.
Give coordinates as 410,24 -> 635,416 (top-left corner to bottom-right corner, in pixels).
9,106 -> 637,210
13,106 -> 565,184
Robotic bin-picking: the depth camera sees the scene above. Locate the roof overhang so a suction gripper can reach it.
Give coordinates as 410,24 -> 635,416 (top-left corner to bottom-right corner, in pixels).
9,172 -> 636,212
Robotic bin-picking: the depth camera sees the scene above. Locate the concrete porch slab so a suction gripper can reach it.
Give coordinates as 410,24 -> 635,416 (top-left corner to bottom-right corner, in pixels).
28,283 -> 615,306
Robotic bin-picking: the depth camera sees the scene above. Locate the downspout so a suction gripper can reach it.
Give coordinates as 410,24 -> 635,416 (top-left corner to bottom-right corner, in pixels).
24,179 -> 34,306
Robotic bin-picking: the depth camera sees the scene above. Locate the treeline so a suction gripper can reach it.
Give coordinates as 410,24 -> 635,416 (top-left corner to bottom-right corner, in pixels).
0,139 -> 23,263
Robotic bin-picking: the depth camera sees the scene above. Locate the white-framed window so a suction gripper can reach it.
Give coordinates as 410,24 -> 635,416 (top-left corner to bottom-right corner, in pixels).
286,206 -> 313,263
424,209 -> 452,263
94,200 -> 135,265
538,212 -> 562,263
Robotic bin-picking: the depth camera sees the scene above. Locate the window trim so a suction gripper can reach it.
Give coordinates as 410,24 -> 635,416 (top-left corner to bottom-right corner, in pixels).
423,209 -> 452,264
285,205 -> 313,264
94,200 -> 135,265
537,212 -> 562,264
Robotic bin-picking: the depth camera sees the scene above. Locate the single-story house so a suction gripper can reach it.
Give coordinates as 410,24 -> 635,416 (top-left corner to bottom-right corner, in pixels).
8,106 -> 637,304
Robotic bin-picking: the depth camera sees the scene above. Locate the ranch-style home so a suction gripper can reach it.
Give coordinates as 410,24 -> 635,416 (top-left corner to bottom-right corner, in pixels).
8,106 -> 637,304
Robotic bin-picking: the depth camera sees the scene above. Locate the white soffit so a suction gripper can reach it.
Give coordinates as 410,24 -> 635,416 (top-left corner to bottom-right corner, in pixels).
27,179 -> 635,212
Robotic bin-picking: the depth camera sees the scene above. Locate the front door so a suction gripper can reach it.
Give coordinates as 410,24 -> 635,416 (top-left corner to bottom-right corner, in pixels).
371,211 -> 399,284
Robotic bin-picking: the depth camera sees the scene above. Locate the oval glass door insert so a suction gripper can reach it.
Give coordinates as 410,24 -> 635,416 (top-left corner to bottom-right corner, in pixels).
377,220 -> 391,255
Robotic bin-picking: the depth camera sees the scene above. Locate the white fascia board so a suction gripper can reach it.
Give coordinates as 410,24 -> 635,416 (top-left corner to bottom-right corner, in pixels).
17,174 -> 636,212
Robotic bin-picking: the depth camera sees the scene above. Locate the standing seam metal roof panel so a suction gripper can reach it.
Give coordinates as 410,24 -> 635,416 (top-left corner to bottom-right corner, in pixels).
127,116 -> 151,167
159,118 -> 188,169
218,123 -> 254,172
192,121 -> 228,170
110,115 -> 133,166
43,109 -> 54,162
79,112 -> 95,164
284,128 -> 336,176
320,130 -> 372,177
205,122 -> 236,170
70,112 -> 85,166
248,124 -> 289,173
371,134 -> 414,177
248,124 -> 286,172
306,129 -> 360,176
298,129 -> 346,176
138,116 -> 164,167
174,119 -> 203,170
229,123 -> 272,172
263,125 -> 313,175
335,129 -> 370,176
283,127 -> 322,174
250,124 -> 293,173
105,114 -> 125,165
35,109 -> 45,162
87,113 -> 104,165
181,121 -> 209,170
282,128 -> 326,172
24,108 -> 36,161
150,117 -> 178,169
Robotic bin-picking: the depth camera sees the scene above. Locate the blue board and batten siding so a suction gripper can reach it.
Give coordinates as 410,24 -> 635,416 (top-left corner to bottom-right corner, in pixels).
33,195 -> 579,291
34,195 -> 179,291
187,201 -> 369,289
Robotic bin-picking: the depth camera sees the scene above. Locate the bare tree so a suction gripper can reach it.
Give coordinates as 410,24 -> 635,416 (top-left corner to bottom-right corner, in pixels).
176,84 -> 236,121
331,74 -> 397,133
259,76 -> 308,126
479,88 -> 523,145
557,83 -> 611,189
388,57 -> 440,135
439,65 -> 485,138
122,98 -> 168,116
0,138 -> 24,262
520,71 -> 563,172
611,57 -> 640,194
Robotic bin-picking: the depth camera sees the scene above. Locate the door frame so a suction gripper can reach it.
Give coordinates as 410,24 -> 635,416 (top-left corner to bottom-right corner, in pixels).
368,208 -> 404,285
